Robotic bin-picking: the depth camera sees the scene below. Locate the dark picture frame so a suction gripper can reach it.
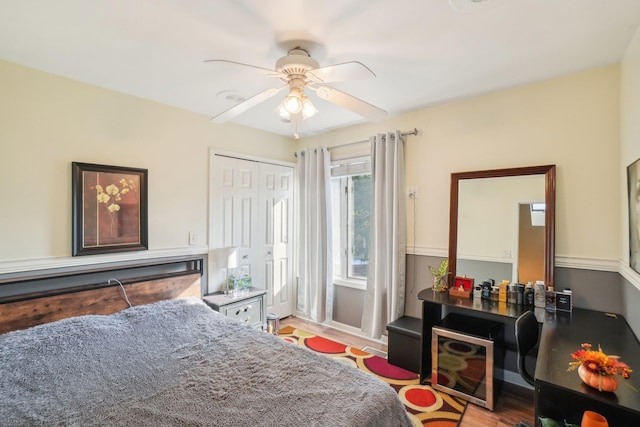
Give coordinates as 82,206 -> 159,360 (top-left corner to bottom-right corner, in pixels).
628,157 -> 640,275
72,162 -> 148,256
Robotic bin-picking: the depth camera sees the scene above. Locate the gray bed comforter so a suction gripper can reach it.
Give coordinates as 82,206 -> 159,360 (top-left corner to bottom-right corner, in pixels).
0,297 -> 412,427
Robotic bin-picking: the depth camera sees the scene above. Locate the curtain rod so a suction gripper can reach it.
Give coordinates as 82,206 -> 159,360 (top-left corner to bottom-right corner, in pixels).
294,128 -> 419,157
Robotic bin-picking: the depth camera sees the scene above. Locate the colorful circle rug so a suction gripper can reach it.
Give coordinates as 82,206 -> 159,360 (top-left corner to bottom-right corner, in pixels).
279,326 -> 467,427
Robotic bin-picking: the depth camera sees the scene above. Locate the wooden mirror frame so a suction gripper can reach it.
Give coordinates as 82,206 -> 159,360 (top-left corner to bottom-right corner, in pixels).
448,165 -> 556,287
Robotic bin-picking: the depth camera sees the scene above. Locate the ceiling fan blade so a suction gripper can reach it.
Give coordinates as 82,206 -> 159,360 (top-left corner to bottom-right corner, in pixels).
313,86 -> 387,121
211,86 -> 286,123
204,59 -> 286,79
307,62 -> 375,83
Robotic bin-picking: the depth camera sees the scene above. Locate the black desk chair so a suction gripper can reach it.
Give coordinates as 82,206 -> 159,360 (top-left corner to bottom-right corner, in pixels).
515,310 -> 539,386
513,310 -> 539,427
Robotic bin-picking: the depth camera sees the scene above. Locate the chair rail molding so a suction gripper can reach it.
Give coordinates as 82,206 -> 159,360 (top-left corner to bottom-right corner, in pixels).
408,249 -> 638,287
620,262 -> 640,291
555,255 -> 619,272
406,245 -> 448,258
0,246 -> 209,276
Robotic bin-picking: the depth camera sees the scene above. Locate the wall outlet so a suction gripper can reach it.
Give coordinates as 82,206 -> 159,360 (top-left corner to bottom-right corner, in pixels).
408,187 -> 418,199
189,232 -> 198,245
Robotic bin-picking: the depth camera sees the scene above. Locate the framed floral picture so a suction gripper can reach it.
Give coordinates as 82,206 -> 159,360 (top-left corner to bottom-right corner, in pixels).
72,162 -> 148,256
629,157 -> 640,275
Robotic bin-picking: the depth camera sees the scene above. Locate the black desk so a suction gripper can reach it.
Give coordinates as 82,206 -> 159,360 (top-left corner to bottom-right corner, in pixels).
535,309 -> 640,425
417,289 -> 535,383
418,289 -> 640,425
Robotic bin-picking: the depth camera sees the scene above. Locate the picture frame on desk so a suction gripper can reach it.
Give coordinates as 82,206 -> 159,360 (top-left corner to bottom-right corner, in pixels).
449,276 -> 473,298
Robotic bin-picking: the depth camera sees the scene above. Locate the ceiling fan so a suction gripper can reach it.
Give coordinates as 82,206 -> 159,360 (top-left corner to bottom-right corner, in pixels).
205,46 -> 387,127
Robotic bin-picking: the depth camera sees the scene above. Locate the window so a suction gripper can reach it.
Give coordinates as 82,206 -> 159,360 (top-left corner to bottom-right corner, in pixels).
331,157 -> 371,286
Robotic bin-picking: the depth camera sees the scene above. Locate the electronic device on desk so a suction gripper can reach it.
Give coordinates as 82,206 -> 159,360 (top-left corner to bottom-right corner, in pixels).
449,276 -> 473,298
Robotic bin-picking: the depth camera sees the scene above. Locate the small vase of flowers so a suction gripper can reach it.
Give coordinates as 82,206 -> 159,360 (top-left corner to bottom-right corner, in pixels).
429,260 -> 449,292
567,342 -> 632,392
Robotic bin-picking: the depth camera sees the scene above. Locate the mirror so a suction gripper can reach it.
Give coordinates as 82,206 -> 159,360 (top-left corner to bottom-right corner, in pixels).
448,165 -> 556,287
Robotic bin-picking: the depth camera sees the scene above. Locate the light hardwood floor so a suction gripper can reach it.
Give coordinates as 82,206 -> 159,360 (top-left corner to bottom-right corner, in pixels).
280,316 -> 535,427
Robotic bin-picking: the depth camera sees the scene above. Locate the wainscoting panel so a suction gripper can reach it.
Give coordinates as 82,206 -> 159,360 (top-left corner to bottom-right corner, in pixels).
332,284 -> 364,328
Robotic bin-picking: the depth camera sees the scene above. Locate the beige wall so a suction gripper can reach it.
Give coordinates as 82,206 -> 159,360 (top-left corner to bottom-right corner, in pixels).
621,24 -> 640,330
1,57 -> 632,297
300,66 -> 622,266
0,60 -> 296,270
622,25 -> 640,271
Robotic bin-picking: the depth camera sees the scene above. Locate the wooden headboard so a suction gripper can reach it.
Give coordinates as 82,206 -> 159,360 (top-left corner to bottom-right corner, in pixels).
0,260 -> 203,334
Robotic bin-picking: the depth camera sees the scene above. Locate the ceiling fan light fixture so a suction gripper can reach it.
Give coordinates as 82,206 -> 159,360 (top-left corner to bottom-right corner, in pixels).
283,87 -> 304,114
276,102 -> 291,119
301,96 -> 318,119
276,95 -> 318,120
276,85 -> 318,120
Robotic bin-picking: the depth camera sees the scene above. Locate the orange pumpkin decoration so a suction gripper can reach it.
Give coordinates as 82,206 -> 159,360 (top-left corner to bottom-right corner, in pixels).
578,365 -> 619,392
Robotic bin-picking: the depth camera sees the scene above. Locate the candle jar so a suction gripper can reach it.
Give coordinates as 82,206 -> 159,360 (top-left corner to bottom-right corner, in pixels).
490,286 -> 499,301
507,283 -> 517,304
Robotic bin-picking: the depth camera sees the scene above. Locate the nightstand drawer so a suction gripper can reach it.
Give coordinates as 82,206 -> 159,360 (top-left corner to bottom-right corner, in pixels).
221,298 -> 262,326
203,288 -> 267,331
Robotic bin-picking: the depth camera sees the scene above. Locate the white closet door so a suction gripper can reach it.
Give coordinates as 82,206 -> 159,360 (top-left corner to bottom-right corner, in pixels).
259,163 -> 294,318
210,155 -> 260,293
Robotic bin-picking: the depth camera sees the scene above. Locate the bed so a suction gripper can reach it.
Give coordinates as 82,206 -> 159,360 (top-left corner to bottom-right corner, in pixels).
0,266 -> 412,427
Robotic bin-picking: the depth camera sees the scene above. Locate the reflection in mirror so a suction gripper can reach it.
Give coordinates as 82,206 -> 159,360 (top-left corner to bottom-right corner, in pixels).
448,165 -> 555,287
518,202 -> 545,283
457,175 -> 545,284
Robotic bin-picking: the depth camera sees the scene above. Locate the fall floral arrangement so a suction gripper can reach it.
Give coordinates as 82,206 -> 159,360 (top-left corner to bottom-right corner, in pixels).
568,343 -> 632,378
567,343 -> 632,392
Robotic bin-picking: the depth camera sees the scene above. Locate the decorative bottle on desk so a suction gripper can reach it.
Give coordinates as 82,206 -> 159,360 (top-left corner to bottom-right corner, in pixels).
507,283 -> 517,304
516,284 -> 525,305
481,279 -> 494,300
524,282 -> 535,307
474,285 -> 482,300
545,286 -> 556,311
534,281 -> 546,308
498,281 -> 508,303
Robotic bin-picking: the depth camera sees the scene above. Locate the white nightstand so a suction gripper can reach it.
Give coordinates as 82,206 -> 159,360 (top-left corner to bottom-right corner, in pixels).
203,288 -> 267,330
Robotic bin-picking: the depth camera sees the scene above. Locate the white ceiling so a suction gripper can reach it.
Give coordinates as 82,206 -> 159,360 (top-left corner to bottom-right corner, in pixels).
1,0 -> 640,138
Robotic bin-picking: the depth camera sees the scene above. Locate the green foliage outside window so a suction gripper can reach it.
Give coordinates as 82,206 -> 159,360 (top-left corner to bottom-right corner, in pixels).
352,175 -> 371,272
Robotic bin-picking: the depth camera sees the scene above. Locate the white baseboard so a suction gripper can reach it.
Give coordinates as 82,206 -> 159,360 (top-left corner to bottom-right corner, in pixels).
289,315 -> 389,346
327,319 -> 389,346
503,370 -> 534,390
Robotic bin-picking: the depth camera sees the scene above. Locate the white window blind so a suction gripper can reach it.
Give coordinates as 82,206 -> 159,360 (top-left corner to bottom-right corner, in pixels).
331,156 -> 371,177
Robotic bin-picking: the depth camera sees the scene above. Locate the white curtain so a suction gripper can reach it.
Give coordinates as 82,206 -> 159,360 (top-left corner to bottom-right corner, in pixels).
296,147 -> 333,323
362,131 -> 406,338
